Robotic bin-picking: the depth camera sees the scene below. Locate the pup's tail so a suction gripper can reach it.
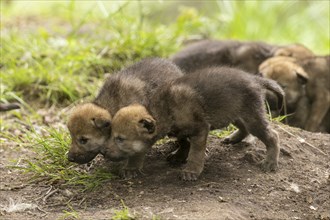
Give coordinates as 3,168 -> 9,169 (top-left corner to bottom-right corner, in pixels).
257,77 -> 285,112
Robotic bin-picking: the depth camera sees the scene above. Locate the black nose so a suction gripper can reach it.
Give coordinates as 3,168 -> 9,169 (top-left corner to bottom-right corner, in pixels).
67,152 -> 76,162
99,147 -> 106,156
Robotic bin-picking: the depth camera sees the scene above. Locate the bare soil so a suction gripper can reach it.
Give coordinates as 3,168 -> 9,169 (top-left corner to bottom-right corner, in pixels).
1,120 -> 329,220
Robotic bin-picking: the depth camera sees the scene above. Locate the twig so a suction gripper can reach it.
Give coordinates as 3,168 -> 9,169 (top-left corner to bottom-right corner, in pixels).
195,181 -> 223,188
276,125 -> 327,156
78,197 -> 86,206
43,188 -> 59,203
280,147 -> 293,158
65,197 -> 74,206
37,206 -> 47,214
45,186 -> 53,195
34,186 -> 52,201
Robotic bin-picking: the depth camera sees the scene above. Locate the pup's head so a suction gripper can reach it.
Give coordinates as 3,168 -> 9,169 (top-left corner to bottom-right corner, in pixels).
67,103 -> 112,164
259,56 -> 309,109
101,104 -> 156,162
273,44 -> 314,60
299,55 -> 330,76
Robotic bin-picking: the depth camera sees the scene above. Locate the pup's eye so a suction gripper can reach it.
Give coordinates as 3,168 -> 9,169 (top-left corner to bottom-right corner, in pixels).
115,136 -> 125,143
78,137 -> 89,145
280,84 -> 287,89
254,53 -> 263,60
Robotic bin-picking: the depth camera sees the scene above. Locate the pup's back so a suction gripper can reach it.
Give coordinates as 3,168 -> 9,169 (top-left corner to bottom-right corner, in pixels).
171,40 -> 274,74
94,58 -> 183,115
173,67 -> 283,127
150,66 -> 283,176
171,40 -> 240,72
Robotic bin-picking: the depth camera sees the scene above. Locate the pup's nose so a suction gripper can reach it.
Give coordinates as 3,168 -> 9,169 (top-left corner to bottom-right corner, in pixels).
67,152 -> 76,162
99,147 -> 106,156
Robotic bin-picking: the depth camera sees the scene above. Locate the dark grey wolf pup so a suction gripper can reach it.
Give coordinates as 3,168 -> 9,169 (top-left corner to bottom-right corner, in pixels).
102,66 -> 284,180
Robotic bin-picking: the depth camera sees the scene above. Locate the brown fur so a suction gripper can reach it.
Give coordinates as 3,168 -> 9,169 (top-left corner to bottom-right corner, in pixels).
273,43 -> 315,60
67,58 -> 183,164
103,67 -> 284,181
297,55 -> 330,132
67,104 -> 112,163
260,55 -> 330,133
259,56 -> 309,112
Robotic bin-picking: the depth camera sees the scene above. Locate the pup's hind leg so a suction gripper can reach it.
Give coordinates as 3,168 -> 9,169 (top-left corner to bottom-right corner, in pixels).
223,120 -> 249,144
167,137 -> 190,165
244,117 -> 280,172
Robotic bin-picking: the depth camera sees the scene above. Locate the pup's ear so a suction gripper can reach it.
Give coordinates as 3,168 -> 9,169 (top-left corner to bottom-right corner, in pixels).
275,49 -> 292,57
296,71 -> 309,85
138,118 -> 156,134
91,117 -> 111,129
258,46 -> 273,59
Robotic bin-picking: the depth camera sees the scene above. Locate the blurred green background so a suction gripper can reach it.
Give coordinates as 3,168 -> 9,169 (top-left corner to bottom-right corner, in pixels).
1,0 -> 330,107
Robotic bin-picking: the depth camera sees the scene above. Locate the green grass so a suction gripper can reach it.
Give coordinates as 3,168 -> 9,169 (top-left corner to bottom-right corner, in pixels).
58,205 -> 80,220
112,200 -> 134,220
1,1 -> 204,106
1,1 -> 329,107
5,126 -> 113,191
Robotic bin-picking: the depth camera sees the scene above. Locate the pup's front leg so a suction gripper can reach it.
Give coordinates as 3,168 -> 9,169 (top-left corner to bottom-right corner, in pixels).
304,95 -> 330,132
121,152 -> 146,179
182,127 -> 209,181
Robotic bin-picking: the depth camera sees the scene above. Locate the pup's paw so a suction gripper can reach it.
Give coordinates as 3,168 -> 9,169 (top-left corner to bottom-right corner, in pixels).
120,169 -> 139,179
181,171 -> 199,181
260,159 -> 278,172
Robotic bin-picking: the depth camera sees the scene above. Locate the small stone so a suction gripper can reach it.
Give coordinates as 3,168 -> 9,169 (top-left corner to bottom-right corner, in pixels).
218,196 -> 226,202
309,205 -> 317,211
290,183 -> 300,193
305,196 -> 313,204
62,189 -> 73,197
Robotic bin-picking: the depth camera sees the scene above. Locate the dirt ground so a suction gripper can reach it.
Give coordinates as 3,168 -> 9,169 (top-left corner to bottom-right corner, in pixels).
0,120 -> 329,220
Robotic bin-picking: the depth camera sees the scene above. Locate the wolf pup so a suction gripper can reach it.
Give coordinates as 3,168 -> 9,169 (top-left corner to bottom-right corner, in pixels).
102,67 -> 284,181
67,58 -> 184,164
259,56 -> 309,112
273,43 -> 314,60
297,55 -> 330,132
171,39 -> 274,74
260,55 -> 330,132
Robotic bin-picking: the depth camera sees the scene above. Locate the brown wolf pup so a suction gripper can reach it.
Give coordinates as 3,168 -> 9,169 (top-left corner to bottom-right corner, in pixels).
259,55 -> 329,132
296,55 -> 330,132
272,43 -> 315,60
102,67 -> 284,181
67,58 -> 184,164
259,56 -> 309,113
